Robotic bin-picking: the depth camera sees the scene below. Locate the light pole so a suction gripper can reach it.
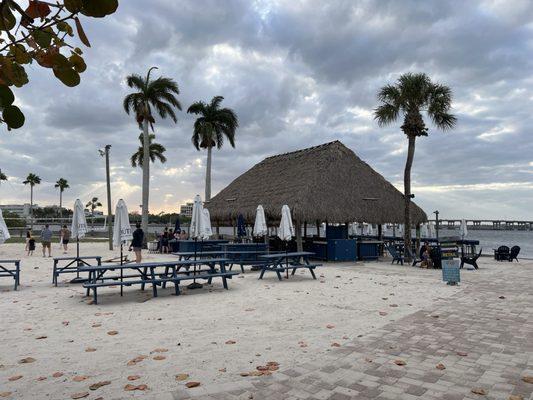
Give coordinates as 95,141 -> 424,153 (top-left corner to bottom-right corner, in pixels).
99,145 -> 113,251
433,210 -> 440,242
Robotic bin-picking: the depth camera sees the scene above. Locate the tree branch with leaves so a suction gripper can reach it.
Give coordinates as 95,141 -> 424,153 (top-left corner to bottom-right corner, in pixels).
0,0 -> 118,130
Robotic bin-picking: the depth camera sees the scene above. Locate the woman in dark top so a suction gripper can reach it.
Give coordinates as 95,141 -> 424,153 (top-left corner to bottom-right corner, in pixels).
129,222 -> 144,263
161,228 -> 169,254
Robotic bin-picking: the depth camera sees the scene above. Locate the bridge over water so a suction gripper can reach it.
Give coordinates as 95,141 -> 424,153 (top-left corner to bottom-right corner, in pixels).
429,219 -> 533,231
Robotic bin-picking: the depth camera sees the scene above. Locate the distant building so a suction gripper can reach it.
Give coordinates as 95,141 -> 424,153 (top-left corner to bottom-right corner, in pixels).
180,202 -> 193,217
0,203 -> 34,217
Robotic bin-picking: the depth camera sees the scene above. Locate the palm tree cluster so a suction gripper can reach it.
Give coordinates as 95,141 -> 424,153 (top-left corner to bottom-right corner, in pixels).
123,68 -> 239,236
374,72 -> 456,258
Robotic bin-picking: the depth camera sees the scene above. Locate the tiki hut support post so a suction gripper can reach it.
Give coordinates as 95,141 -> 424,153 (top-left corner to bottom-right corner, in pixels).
304,221 -> 307,239
416,223 -> 421,254
378,224 -> 383,255
316,220 -> 320,237
295,219 -> 303,253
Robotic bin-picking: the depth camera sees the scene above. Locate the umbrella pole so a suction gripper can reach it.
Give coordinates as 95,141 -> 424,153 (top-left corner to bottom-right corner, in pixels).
76,236 -> 80,278
286,241 -> 289,279
120,243 -> 123,296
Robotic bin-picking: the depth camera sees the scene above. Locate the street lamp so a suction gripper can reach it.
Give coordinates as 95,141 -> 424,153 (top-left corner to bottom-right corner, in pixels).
433,210 -> 440,242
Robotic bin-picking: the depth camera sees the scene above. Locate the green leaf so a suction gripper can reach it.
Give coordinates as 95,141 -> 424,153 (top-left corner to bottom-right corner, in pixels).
81,0 -> 118,18
0,3 -> 16,31
64,0 -> 84,13
2,105 -> 25,129
69,52 -> 86,73
32,28 -> 54,47
74,17 -> 91,47
0,85 -> 15,107
53,66 -> 80,87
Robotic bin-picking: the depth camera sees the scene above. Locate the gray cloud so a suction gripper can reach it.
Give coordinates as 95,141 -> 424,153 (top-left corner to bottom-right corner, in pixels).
1,0 -> 532,220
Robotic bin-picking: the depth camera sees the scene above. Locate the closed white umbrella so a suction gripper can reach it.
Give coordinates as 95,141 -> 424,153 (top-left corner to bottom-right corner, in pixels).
0,209 -> 10,244
188,195 -> 204,289
113,199 -> 133,267
253,205 -> 268,237
278,205 -> 294,278
367,224 -> 374,236
202,208 -> 212,239
71,199 -> 88,240
460,219 -> 468,239
428,221 -> 436,238
397,224 -> 404,237
278,205 -> 294,241
420,223 -> 429,238
190,195 -> 204,240
70,199 -> 88,282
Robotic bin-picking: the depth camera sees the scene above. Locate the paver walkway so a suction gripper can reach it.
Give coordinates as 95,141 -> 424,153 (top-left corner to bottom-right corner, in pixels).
163,261 -> 533,400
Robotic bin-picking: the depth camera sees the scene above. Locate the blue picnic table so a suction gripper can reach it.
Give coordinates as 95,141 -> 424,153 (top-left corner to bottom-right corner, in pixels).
79,258 -> 237,304
52,255 -> 102,286
0,259 -> 21,290
258,252 -> 321,281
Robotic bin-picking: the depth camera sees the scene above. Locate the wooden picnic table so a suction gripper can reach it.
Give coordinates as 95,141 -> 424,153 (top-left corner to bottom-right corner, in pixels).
0,259 -> 21,290
52,255 -> 102,286
79,258 -> 237,304
258,252 -> 321,281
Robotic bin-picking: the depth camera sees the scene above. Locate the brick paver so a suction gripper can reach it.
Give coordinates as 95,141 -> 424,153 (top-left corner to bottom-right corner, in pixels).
166,261 -> 533,400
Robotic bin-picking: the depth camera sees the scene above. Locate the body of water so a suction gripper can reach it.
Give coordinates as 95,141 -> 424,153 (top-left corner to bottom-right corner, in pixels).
436,228 -> 533,259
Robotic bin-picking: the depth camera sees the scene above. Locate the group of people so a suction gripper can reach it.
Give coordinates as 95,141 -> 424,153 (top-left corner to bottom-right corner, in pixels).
25,224 -> 71,257
158,227 -> 187,254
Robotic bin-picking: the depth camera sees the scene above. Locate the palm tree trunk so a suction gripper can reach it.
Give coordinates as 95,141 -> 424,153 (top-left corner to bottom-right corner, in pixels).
141,111 -> 150,243
403,135 -> 416,261
30,186 -> 34,229
59,190 -> 63,219
205,145 -> 212,201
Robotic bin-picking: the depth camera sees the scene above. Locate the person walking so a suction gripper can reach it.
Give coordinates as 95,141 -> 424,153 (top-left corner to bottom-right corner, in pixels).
25,229 -> 32,252
129,222 -> 144,263
27,232 -> 35,256
40,224 -> 53,258
60,225 -> 70,254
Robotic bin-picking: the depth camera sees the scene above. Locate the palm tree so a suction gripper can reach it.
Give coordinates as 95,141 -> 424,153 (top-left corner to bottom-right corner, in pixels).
374,72 -> 456,259
54,178 -> 69,218
86,197 -> 102,232
23,173 -> 41,228
123,67 -> 181,236
0,169 -> 7,185
187,96 -> 238,201
130,133 -> 167,167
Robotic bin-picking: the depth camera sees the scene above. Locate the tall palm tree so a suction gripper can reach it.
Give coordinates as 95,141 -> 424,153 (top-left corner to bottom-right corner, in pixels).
86,197 -> 102,232
187,96 -> 238,201
54,178 -> 69,218
374,72 -> 456,259
23,173 -> 41,228
130,133 -> 167,167
0,169 -> 7,185
123,67 -> 181,236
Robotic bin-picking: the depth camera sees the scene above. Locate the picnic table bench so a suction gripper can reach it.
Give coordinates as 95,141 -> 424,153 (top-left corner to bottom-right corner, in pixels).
52,256 -> 102,286
80,258 -> 237,304
258,252 -> 321,281
0,259 -> 21,290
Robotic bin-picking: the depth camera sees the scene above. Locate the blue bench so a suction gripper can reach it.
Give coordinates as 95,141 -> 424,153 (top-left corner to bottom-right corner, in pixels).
52,256 -> 102,286
0,259 -> 20,290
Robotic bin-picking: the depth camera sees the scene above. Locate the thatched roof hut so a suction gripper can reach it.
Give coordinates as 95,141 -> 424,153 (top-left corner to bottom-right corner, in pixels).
207,141 -> 427,225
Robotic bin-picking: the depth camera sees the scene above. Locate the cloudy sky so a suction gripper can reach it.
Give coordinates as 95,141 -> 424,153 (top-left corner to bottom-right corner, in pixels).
1,0 -> 532,220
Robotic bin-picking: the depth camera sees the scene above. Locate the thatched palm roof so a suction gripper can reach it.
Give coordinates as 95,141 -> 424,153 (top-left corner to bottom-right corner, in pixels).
207,141 -> 427,224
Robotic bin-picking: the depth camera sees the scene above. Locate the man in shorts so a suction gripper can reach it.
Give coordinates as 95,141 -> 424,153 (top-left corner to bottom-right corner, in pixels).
40,224 -> 53,257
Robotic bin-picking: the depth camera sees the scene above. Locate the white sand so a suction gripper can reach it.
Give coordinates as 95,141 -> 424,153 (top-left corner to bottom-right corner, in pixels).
0,242 -> 479,399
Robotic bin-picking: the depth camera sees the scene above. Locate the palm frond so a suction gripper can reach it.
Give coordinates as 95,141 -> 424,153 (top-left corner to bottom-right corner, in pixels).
374,103 -> 400,126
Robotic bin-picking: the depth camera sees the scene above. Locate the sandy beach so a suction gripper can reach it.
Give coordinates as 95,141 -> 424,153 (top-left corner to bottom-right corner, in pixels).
0,242 -> 497,399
